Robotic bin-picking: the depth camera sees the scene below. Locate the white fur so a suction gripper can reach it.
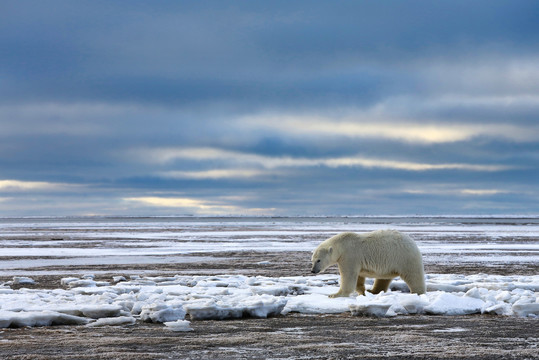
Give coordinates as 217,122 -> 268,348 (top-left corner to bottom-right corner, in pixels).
311,230 -> 426,297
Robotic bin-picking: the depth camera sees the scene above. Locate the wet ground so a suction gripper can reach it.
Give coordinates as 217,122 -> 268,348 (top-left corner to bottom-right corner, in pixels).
1,251 -> 538,359
1,313 -> 538,360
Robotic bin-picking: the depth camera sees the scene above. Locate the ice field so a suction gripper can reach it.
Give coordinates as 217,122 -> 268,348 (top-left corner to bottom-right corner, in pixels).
1,216 -> 537,274
0,216 -> 538,328
1,273 -> 538,329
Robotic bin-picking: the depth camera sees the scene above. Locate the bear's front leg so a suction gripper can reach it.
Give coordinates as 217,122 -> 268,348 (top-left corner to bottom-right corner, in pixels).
329,291 -> 349,298
329,266 -> 358,298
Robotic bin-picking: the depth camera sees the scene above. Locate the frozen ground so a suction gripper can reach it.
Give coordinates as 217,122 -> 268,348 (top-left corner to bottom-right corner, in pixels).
0,216 -> 538,359
1,216 -> 537,275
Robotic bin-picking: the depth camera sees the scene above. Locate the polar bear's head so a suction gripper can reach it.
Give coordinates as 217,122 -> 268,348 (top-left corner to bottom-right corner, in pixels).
311,245 -> 336,274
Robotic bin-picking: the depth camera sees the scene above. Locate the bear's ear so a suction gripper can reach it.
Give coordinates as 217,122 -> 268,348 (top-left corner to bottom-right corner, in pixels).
329,247 -> 333,254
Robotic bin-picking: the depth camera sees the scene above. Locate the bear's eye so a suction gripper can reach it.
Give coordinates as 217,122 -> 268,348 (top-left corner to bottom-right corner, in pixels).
316,259 -> 321,263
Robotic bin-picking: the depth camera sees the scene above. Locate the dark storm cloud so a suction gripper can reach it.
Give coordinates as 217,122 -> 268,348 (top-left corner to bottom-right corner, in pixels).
0,1 -> 538,216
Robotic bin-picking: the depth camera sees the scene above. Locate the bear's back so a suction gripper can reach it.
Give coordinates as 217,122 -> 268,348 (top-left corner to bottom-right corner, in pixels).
334,230 -> 420,264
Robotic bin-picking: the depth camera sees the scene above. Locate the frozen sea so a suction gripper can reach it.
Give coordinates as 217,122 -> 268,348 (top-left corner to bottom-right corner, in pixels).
0,216 -> 538,328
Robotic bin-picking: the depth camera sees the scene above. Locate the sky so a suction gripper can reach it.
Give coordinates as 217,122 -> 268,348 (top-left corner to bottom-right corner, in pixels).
1,1 -> 538,217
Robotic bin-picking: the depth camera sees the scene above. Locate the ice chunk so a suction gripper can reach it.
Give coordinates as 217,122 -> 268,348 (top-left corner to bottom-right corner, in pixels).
65,279 -> 97,288
113,276 -> 127,283
0,310 -> 89,328
79,305 -> 124,319
140,303 -> 186,323
87,316 -> 136,327
185,295 -> 286,320
60,277 -> 80,286
251,285 -> 293,296
495,291 -> 512,302
350,303 -> 392,317
195,279 -> 229,288
164,320 -> 193,332
484,303 -> 511,315
12,277 -> 35,285
426,284 -> 467,293
464,287 -> 482,299
185,300 -> 244,320
399,294 -> 429,314
389,280 -> 411,293
282,293 -> 356,315
424,293 -> 485,315
241,295 -> 287,318
512,301 -> 539,317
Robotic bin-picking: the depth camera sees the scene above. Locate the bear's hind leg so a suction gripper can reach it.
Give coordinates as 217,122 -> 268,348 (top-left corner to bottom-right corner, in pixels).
370,278 -> 392,294
356,276 -> 366,295
401,274 -> 426,295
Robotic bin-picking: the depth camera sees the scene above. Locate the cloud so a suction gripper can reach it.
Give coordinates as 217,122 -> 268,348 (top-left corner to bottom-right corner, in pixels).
240,112 -> 538,144
0,180 -> 81,192
318,157 -> 510,172
0,102 -> 150,136
158,169 -> 270,180
3,2 -> 538,107
459,189 -> 508,196
404,188 -> 511,196
134,147 -> 513,172
422,58 -> 539,95
0,1 -> 537,216
123,196 -> 273,215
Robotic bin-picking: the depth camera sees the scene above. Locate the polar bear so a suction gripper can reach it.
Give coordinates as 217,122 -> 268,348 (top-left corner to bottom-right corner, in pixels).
311,230 -> 425,297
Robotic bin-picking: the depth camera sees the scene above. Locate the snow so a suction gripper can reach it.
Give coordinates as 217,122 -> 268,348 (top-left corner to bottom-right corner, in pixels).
0,273 -> 537,329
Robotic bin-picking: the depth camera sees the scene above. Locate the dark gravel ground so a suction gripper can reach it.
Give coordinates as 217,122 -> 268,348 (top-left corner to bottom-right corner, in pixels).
1,251 -> 538,359
1,314 -> 537,359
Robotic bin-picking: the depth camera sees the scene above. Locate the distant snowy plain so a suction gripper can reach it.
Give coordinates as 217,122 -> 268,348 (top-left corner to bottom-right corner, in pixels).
0,216 -> 538,329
